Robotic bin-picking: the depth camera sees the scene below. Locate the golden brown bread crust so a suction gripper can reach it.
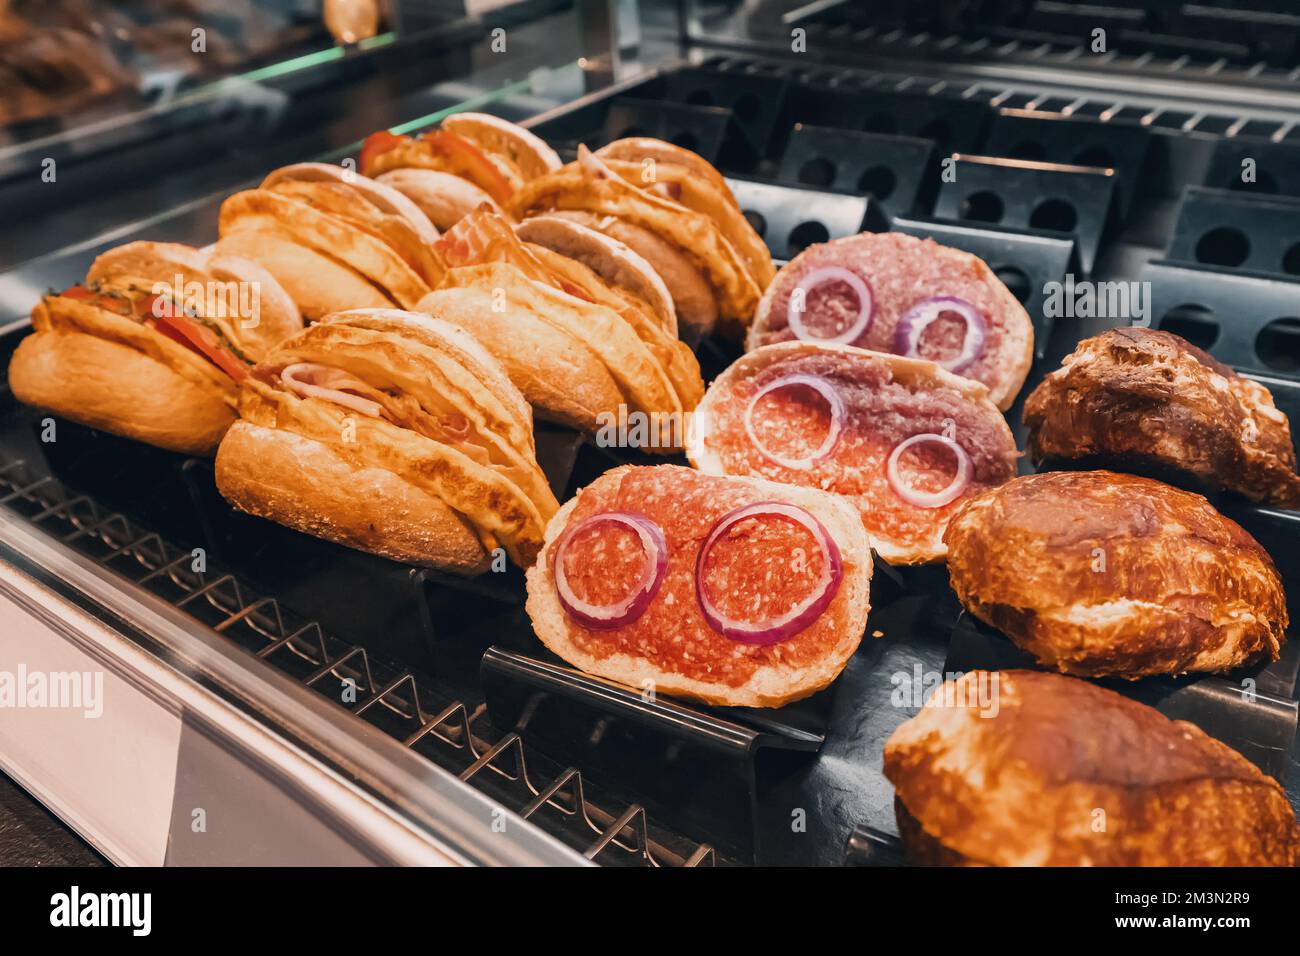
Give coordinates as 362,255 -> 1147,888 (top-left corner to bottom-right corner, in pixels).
884,669 -> 1300,866
428,263 -> 686,446
441,113 -> 562,181
375,169 -> 503,231
596,157 -> 775,290
595,138 -> 735,204
9,326 -> 235,457
85,240 -> 303,360
6,257 -> 280,457
216,423 -> 491,574
543,209 -> 719,339
214,310 -> 556,572
260,162 -> 440,246
508,159 -> 760,330
1024,327 -> 1300,507
519,234 -> 704,415
213,231 -> 395,321
219,189 -> 432,309
514,214 -> 678,335
943,471 -> 1288,678
416,283 -> 625,432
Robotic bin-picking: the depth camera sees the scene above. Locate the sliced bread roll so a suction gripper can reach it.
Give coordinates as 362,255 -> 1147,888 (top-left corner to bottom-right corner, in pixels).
688,342 -> 1018,563
748,232 -> 1033,410
526,464 -> 872,707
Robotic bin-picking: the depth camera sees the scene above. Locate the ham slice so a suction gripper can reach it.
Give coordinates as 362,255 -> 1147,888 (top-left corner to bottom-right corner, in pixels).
280,363 -> 388,420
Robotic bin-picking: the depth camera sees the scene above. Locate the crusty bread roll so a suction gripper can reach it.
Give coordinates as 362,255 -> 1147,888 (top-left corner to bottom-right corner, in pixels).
85,240 -> 302,360
214,309 -> 558,573
594,156 -> 774,290
688,341 -> 1019,564
261,162 -> 440,245
515,214 -> 677,334
376,168 -> 504,231
515,217 -> 703,413
420,209 -> 701,447
748,232 -> 1033,411
417,280 -> 626,432
595,138 -> 735,205
509,147 -> 761,333
525,465 -> 872,707
944,471 -> 1287,678
216,422 -> 490,572
543,209 -> 719,339
220,189 -> 432,309
359,115 -> 560,206
9,241 -> 303,456
441,112 -> 562,180
9,325 -> 235,456
884,669 -> 1300,866
1025,327 -> 1300,507
213,231 -> 394,320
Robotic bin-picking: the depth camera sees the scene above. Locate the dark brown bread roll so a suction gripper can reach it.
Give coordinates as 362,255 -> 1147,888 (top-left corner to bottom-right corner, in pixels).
1024,327 -> 1300,507
943,470 -> 1287,678
883,670 -> 1300,866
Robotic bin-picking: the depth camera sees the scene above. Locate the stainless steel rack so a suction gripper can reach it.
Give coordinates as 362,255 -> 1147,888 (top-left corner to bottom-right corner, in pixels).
0,455 -> 714,867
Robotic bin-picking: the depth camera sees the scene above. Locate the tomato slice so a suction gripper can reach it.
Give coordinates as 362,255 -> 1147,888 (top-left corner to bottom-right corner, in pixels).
151,311 -> 249,382
421,130 -> 513,204
57,284 -> 138,316
359,130 -> 406,174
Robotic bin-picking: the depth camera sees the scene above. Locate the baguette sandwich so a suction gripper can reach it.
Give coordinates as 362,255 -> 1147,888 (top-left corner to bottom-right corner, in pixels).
9,240 -> 301,456
217,162 -> 444,320
417,208 -> 704,446
214,309 -> 558,573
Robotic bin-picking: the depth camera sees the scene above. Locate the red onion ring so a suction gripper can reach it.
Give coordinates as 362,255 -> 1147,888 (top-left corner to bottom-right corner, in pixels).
742,374 -> 845,471
885,433 -> 973,509
554,511 -> 667,630
786,266 -> 874,345
893,296 -> 987,372
695,502 -> 843,645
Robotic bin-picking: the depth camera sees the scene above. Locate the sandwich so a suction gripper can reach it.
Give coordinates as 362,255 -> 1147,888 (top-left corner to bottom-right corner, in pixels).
1024,326 -> 1300,507
525,464 -> 872,707
416,208 -> 704,447
216,162 -> 443,320
592,138 -> 774,294
509,144 -> 768,340
747,232 -> 1034,411
359,112 -> 562,215
214,309 -> 558,574
943,470 -> 1288,678
884,669 -> 1300,866
9,240 -> 302,456
688,342 -> 1019,564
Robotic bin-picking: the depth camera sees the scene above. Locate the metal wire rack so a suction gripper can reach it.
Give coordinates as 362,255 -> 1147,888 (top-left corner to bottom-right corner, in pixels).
0,456 -> 715,867
776,2 -> 1300,87
701,38 -> 1300,139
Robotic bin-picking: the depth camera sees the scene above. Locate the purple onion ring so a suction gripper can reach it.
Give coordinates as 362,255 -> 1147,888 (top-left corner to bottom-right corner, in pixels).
555,511 -> 667,630
893,295 -> 987,373
695,501 -> 843,645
